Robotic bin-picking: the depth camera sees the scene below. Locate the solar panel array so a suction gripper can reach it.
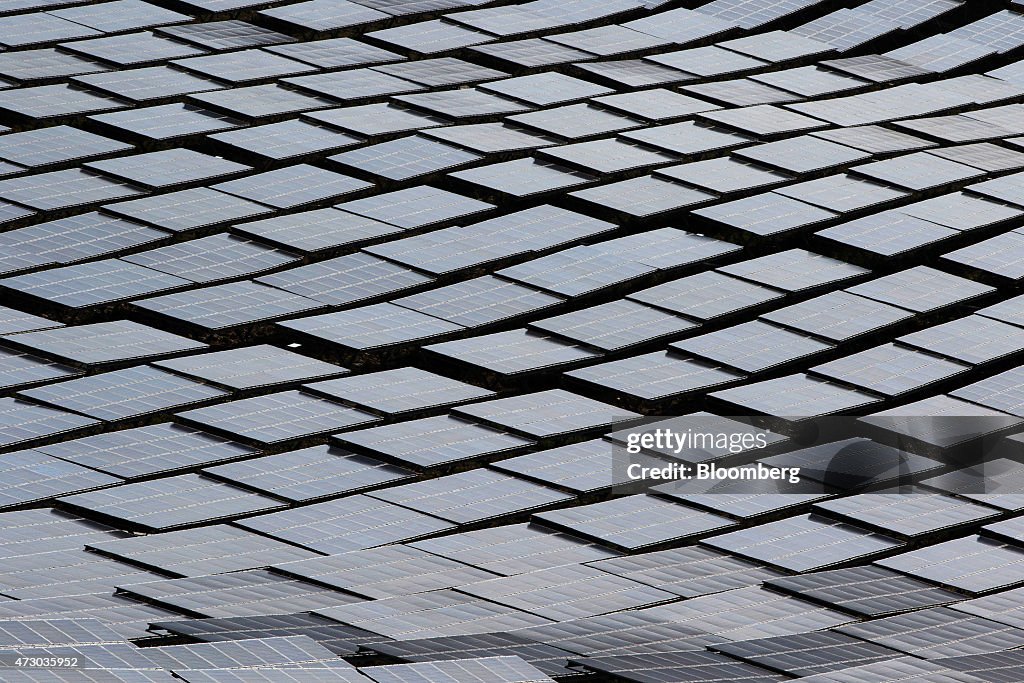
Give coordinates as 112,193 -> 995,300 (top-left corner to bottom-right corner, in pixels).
5,0 -> 1024,679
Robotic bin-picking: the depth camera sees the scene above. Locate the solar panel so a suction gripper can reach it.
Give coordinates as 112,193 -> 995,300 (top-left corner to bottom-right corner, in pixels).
761,291 -> 913,343
410,523 -> 618,576
212,164 -> 370,210
267,36 -> 402,67
953,585 -> 1024,630
73,66 -> 223,104
233,208 -> 399,254
0,347 -> 80,391
774,174 -> 909,213
304,103 -> 447,138
750,65 -> 869,97
133,281 -> 327,332
59,473 -> 285,531
672,320 -> 832,373
372,58 -> 505,88
89,103 -> 243,144
235,494 -> 453,554
712,630 -> 903,677
88,524 -> 317,577
306,366 -> 491,416
259,0 -> 387,31
64,32 -> 207,67
334,414 -> 531,470
0,592 -> 177,641
85,149 -> 249,192
0,449 -> 119,510
332,135 -> 479,182
0,126 -> 131,169
0,397 -> 99,449
0,212 -> 168,269
367,20 -> 493,55
535,494 -> 734,551
362,656 -> 555,683
847,266 -> 994,312
103,187 -> 272,233
766,564 -> 962,617
456,564 -> 674,622
0,548 -> 161,599
760,438 -> 941,490
648,45 -> 767,77
815,492 -> 998,538
274,545 -> 493,599
149,612 -> 379,656
693,192 -> 836,237
20,364 -> 228,422
337,186 -> 493,229
177,390 -> 378,446
812,124 -> 938,154
156,20 -> 295,50
703,513 -> 902,572
0,307 -> 60,336
63,0 -> 178,36
836,606 -> 1024,659
0,508 -> 126,559
920,457 -> 1024,511
121,571 -> 362,618
316,590 -> 552,640
364,632 -> 576,678
5,608 -> 119,645
711,374 -> 882,418
36,422 -> 256,479
952,366 -> 1024,416
393,88 -> 528,119
368,469 -> 571,526
878,535 -> 1024,594
818,211 -> 958,257
0,169 -> 144,212
278,303 -> 463,352
531,299 -> 697,352
508,103 -> 641,140
205,444 -> 412,502
575,648 -> 790,682
589,545 -> 784,598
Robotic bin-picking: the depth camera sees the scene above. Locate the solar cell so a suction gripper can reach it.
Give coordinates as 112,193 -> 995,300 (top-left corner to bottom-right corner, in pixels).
90,103 -> 243,142
712,630 -> 902,677
0,548 -> 161,599
156,345 -> 346,392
